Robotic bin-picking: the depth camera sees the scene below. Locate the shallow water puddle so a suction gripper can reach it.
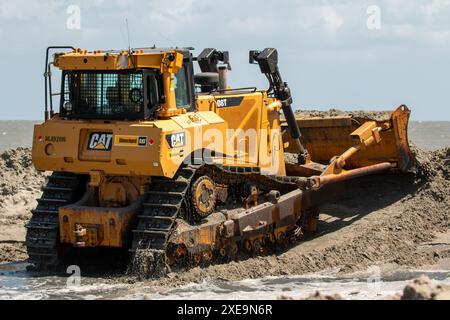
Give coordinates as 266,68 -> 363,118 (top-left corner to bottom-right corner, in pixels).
1,261 -> 449,300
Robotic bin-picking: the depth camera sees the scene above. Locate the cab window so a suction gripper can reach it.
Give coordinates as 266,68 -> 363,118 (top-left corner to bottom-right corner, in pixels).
174,67 -> 189,108
146,73 -> 160,110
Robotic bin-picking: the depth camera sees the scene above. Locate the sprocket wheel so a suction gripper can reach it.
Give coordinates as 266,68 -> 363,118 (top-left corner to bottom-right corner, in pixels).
191,176 -> 217,219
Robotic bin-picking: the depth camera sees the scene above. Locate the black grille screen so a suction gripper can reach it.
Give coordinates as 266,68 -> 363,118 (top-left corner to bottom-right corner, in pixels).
61,71 -> 144,119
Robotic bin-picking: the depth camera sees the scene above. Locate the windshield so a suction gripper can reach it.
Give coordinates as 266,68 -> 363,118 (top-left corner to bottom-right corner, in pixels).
60,70 -> 156,119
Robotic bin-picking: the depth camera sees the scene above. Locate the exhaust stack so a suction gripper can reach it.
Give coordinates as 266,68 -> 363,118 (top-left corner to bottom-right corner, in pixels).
218,65 -> 228,90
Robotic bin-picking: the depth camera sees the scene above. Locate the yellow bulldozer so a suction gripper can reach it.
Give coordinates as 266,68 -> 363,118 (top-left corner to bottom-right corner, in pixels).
26,46 -> 414,276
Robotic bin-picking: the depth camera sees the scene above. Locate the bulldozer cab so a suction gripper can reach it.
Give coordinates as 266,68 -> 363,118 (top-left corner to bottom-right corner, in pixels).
49,48 -> 197,121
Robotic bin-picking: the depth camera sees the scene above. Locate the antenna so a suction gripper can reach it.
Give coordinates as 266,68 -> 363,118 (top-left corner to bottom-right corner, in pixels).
125,18 -> 131,52
157,31 -> 177,48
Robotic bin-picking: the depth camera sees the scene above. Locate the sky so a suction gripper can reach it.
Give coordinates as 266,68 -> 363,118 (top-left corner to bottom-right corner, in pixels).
0,0 -> 449,120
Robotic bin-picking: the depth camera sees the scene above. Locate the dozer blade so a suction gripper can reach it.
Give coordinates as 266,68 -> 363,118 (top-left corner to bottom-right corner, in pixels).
283,105 -> 414,177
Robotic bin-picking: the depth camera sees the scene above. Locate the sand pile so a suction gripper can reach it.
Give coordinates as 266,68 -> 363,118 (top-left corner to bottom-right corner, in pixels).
0,148 -> 45,213
0,148 -> 46,262
0,148 -> 46,217
294,108 -> 392,121
413,145 -> 450,179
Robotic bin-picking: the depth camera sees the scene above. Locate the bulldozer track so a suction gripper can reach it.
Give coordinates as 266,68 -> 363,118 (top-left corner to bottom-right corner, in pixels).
129,166 -> 198,275
129,163 -> 302,277
25,172 -> 86,270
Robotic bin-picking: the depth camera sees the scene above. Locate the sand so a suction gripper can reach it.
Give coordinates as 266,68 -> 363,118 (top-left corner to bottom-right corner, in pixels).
278,276 -> 450,300
0,145 -> 449,288
0,148 -> 46,262
399,276 -> 450,300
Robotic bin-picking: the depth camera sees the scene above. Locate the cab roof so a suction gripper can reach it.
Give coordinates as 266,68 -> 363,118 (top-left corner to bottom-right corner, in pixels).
53,47 -> 191,72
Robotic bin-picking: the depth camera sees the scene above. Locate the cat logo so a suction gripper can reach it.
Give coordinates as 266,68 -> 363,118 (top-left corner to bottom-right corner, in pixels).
87,132 -> 113,151
166,132 -> 186,148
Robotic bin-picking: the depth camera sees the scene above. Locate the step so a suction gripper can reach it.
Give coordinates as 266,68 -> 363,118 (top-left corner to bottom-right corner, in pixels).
27,251 -> 57,257
129,243 -> 165,252
132,229 -> 168,236
137,220 -> 173,230
146,191 -> 183,197
178,169 -> 196,177
37,198 -> 69,204
149,180 -> 188,189
49,174 -> 79,180
143,203 -> 180,209
26,223 -> 58,230
31,209 -> 58,215
42,186 -> 73,192
26,241 -> 55,249
137,215 -> 175,221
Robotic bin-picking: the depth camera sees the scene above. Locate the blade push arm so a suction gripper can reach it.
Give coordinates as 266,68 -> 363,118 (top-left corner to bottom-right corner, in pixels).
297,120 -> 393,190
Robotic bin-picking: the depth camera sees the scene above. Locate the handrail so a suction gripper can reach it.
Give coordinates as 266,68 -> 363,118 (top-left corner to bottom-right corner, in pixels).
44,46 -> 75,120
209,87 -> 257,95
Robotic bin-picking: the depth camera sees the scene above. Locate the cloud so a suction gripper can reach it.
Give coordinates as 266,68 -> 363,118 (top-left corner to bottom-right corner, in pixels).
320,6 -> 344,33
145,0 -> 195,34
0,0 -> 59,20
424,0 -> 450,16
430,29 -> 450,45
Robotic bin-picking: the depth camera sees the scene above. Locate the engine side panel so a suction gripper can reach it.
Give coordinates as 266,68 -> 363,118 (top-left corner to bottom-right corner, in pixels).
32,111 -> 227,178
